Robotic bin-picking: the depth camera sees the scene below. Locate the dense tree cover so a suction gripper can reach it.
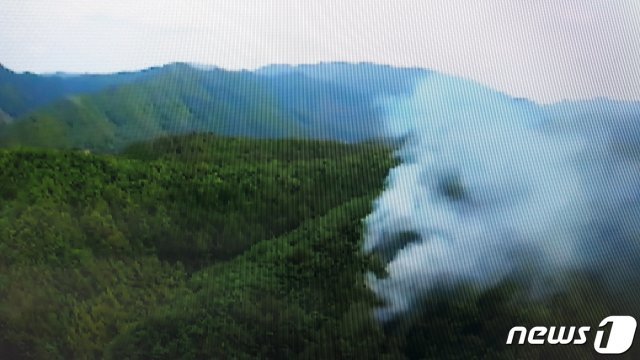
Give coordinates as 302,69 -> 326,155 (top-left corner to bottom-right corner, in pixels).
0,63 -> 425,152
0,135 -> 637,359
104,197 -> 389,359
0,136 -> 395,358
0,136 -> 393,267
122,133 -> 390,164
0,65 -> 302,152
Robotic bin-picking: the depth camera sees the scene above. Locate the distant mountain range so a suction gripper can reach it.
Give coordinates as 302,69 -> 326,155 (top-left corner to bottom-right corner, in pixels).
0,62 -> 638,152
0,63 -> 163,118
0,62 -> 426,151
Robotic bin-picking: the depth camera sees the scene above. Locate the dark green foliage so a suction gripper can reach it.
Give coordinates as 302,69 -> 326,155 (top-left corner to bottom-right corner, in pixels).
0,259 -> 188,359
0,135 -> 393,267
0,136 -> 396,358
1,134 -> 637,359
105,197 -> 392,359
387,278 -> 640,359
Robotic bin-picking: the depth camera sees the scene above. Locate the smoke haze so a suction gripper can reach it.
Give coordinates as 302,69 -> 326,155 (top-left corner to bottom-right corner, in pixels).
364,74 -> 640,321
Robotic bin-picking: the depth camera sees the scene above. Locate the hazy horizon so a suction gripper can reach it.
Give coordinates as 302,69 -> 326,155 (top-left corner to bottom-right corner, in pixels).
2,1 -> 640,103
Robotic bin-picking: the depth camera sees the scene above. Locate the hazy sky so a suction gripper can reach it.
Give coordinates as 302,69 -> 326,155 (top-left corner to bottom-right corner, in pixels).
1,0 -> 639,103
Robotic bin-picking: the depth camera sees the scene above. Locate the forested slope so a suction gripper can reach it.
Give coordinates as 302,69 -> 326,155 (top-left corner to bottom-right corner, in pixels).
0,64 -> 154,118
0,135 -> 394,358
0,134 -> 637,359
0,63 -> 425,152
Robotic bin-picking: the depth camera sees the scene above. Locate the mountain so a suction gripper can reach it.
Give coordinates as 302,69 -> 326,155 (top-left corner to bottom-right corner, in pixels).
0,63 -> 425,152
257,62 -> 426,96
0,63 -> 158,118
0,135 -> 394,358
0,64 -> 304,152
543,98 -> 640,158
257,63 -> 427,142
544,98 -> 640,131
3,61 -> 637,154
1,134 -> 633,359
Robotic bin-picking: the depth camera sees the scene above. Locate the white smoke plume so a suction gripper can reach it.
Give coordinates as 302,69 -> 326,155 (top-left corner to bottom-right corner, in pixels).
364,74 -> 640,322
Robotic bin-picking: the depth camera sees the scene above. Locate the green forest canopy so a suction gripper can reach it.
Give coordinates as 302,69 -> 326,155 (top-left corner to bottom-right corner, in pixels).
0,134 -> 637,359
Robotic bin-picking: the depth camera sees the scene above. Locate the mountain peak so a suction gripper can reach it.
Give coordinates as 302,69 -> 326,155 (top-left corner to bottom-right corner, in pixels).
0,63 -> 11,74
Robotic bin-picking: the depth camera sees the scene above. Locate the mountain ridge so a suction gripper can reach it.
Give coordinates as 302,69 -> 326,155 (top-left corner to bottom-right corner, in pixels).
1,61 -> 638,153
0,62 -> 427,151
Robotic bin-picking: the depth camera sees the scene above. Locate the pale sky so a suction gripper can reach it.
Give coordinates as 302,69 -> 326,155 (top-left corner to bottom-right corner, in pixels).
1,0 -> 640,103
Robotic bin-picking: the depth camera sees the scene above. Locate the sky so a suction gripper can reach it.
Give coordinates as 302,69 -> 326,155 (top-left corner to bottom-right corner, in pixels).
1,0 -> 639,103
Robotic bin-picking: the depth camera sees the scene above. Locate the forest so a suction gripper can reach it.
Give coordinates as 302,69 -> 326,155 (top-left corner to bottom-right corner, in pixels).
1,62 -> 639,358
0,134 -> 636,359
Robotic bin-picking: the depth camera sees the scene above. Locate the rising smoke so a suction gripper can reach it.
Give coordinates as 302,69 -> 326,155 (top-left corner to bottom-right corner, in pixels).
364,74 -> 640,322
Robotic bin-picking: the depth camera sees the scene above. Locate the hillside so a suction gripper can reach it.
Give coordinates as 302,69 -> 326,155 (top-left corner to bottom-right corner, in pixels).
543,98 -> 640,155
1,64 -> 639,358
0,64 -> 157,118
4,62 -> 638,155
0,135 -> 394,358
0,63 -> 425,152
0,66 -> 293,151
0,65 -> 305,152
3,62 -> 640,155
1,134 -> 638,359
